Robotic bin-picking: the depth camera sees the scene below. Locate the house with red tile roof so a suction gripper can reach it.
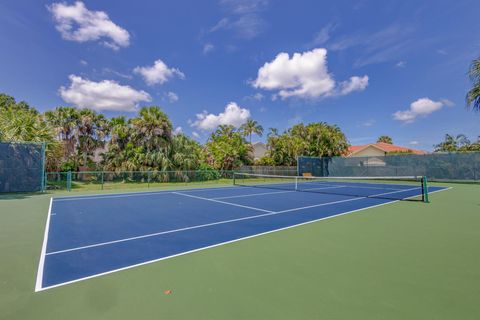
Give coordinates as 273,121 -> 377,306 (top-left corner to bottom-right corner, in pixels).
346,142 -> 426,157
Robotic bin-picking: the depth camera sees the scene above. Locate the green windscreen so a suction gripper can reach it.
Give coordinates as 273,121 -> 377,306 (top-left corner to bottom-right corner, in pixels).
0,142 -> 45,192
298,152 -> 480,182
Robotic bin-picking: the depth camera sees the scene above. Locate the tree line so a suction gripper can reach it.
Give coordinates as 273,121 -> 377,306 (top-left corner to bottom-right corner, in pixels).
1,93 -> 352,172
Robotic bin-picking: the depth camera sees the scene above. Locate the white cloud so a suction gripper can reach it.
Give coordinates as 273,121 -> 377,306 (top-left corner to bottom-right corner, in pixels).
165,91 -> 179,103
437,49 -> 448,55
203,43 -> 214,54
396,61 -> 407,68
102,68 -> 132,79
244,92 -> 264,101
253,92 -> 264,100
409,140 -> 419,145
360,119 -> 375,127
80,59 -> 88,66
329,24 -> 416,67
393,98 -> 445,123
192,131 -> 200,138
134,59 -> 184,86
441,99 -> 455,107
252,48 -> 368,99
192,102 -> 251,130
174,126 -> 183,135
338,76 -> 369,95
48,1 -> 130,50
209,15 -> 266,39
209,0 -> 268,39
307,23 -> 336,47
59,75 -> 151,112
220,0 -> 269,14
210,18 -> 230,32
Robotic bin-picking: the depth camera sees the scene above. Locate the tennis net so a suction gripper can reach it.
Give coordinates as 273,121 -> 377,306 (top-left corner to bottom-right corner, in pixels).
233,172 -> 429,202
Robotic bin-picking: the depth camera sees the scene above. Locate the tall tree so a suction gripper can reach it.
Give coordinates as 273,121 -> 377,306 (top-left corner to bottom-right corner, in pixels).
169,134 -> 203,170
466,57 -> 480,112
204,126 -> 252,170
76,109 -> 108,167
102,107 -> 177,172
44,107 -> 79,157
130,106 -> 172,152
0,98 -> 63,171
0,93 -> 16,109
264,123 -> 349,166
240,119 -> 264,143
434,134 -> 470,152
377,135 -> 393,144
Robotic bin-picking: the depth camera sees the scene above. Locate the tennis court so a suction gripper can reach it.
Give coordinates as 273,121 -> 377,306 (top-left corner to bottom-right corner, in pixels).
36,174 -> 447,291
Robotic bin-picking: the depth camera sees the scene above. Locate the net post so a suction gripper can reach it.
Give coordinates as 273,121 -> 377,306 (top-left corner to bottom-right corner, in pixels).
295,176 -> 298,191
422,176 -> 429,203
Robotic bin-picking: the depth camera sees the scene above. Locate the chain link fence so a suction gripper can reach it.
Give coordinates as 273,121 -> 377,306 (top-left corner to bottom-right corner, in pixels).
0,142 -> 45,192
298,153 -> 480,182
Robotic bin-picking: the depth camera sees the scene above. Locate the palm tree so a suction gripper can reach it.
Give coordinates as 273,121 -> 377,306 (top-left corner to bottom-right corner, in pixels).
377,135 -> 393,144
76,109 -> 108,167
0,105 -> 53,142
466,57 -> 480,111
267,127 -> 278,138
215,125 -> 236,137
434,134 -> 470,152
44,107 -> 79,157
169,134 -> 202,170
130,106 -> 172,153
240,119 -> 264,143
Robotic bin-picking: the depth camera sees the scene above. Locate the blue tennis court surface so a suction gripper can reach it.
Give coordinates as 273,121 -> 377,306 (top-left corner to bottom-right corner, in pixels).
36,181 -> 447,291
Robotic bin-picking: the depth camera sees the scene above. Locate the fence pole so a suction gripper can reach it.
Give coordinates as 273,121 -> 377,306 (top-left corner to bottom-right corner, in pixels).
101,171 -> 104,190
148,171 -> 151,188
40,142 -> 47,192
67,171 -> 72,192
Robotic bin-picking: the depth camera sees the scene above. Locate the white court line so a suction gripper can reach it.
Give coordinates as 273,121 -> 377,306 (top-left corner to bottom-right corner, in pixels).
275,186 -> 420,214
46,209 -> 280,256
36,187 -> 451,292
45,186 -> 420,256
172,192 -> 273,213
35,197 -> 53,292
52,185 -> 249,202
213,190 -> 295,199
301,185 -> 347,191
214,185 -> 350,200
299,182 -> 407,191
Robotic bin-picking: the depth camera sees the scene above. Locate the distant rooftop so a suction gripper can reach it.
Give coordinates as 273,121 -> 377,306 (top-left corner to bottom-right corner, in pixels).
347,142 -> 426,156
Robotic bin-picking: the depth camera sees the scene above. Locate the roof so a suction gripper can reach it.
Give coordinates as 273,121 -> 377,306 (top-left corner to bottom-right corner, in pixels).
347,142 -> 426,156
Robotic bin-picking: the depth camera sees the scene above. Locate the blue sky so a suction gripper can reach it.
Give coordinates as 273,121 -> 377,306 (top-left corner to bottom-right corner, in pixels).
0,0 -> 479,150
